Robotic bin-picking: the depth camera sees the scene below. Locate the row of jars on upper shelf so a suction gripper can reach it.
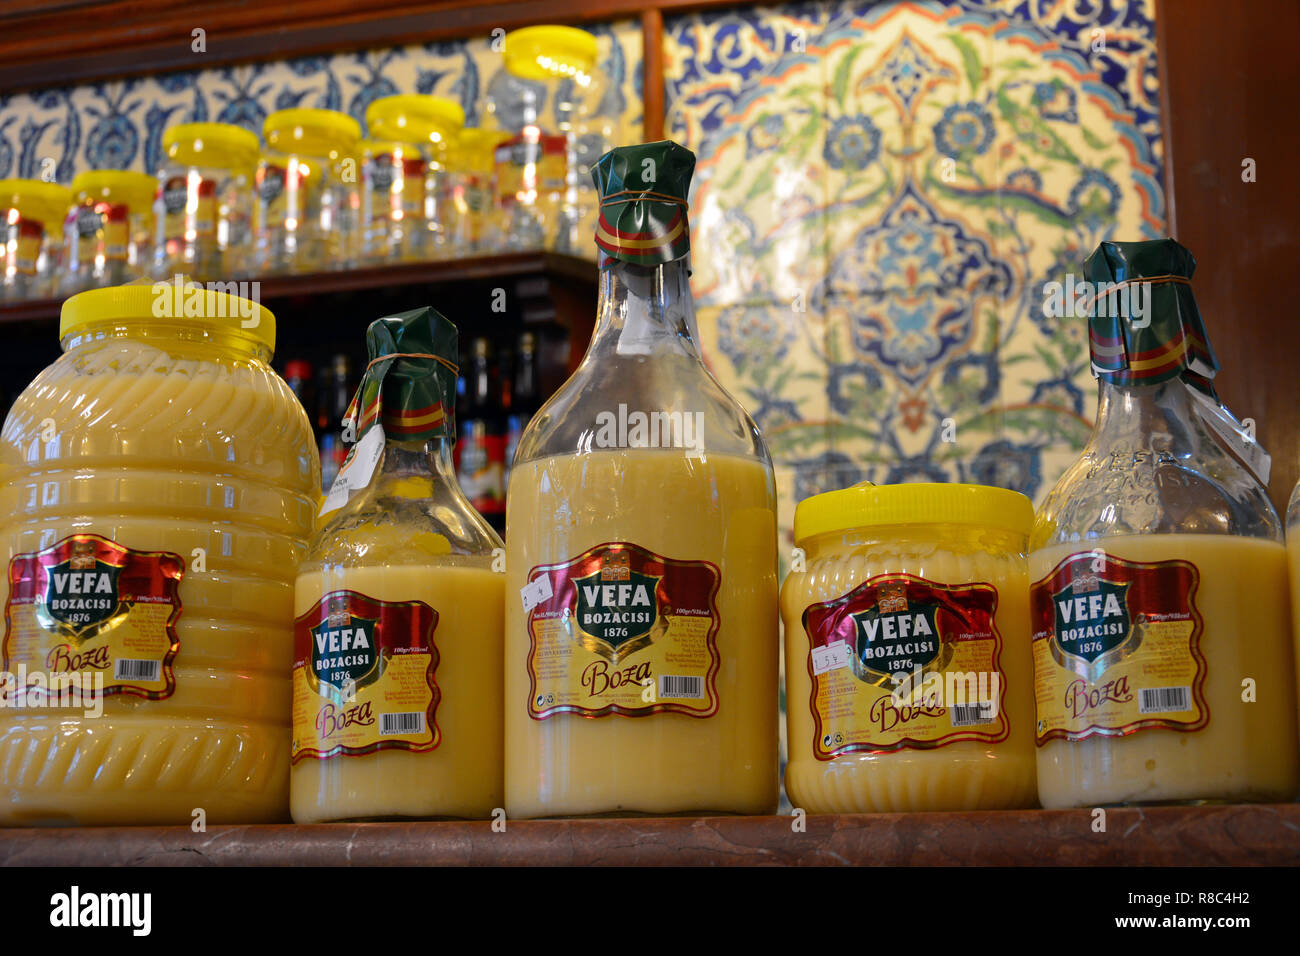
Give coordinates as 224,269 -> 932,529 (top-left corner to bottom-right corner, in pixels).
0,26 -> 607,304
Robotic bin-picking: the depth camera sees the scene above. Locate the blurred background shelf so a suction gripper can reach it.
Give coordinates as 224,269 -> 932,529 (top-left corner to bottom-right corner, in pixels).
0,252 -> 598,419
2,804 -> 1297,867
0,252 -> 597,328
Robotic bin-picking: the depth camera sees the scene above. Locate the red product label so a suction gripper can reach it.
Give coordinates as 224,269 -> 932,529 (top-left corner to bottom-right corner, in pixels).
3,534 -> 184,701
291,590 -> 440,762
1030,552 -> 1205,743
525,542 -> 722,720
802,574 -> 1008,757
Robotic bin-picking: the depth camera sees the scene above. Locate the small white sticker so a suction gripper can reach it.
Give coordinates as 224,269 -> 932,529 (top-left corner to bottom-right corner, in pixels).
1187,386 -> 1271,486
811,641 -> 852,676
319,424 -> 386,517
520,574 -> 553,613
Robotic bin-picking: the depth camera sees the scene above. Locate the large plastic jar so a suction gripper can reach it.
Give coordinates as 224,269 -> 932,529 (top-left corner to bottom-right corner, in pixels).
781,482 -> 1038,813
63,170 -> 157,293
361,95 -> 464,264
489,25 -> 602,253
255,109 -> 361,275
0,179 -> 70,303
154,122 -> 259,281
0,282 -> 320,825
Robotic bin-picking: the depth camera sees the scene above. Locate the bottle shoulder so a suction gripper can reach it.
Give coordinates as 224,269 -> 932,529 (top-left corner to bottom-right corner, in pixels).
304,459 -> 502,573
1033,434 -> 1281,550
513,352 -> 771,465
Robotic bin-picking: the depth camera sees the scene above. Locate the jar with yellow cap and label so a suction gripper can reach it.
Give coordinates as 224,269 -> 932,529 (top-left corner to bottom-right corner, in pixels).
62,170 -> 157,293
154,122 -> 259,281
361,95 -> 465,264
781,482 -> 1039,814
0,281 -> 319,825
0,179 -> 70,302
256,108 -> 361,275
443,128 -> 508,255
488,25 -> 604,253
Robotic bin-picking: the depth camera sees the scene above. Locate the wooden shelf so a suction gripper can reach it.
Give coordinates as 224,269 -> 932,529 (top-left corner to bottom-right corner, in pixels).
0,252 -> 598,326
2,804 -> 1297,867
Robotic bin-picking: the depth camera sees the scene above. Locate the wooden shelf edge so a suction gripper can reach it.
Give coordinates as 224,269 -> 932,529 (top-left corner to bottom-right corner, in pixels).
0,252 -> 599,325
2,804 -> 1297,867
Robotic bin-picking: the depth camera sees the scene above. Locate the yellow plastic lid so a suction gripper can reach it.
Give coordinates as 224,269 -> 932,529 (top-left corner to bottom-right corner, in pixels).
264,108 -> 361,158
70,170 -> 158,209
366,94 -> 465,146
0,179 -> 72,227
504,25 -> 599,81
59,279 -> 276,353
793,481 -> 1034,545
162,122 -> 259,170
455,128 -> 510,173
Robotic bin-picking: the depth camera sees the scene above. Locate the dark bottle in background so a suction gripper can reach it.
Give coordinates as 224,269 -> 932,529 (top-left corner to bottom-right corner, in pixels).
318,354 -> 355,491
505,331 -> 540,489
457,336 -> 507,528
283,359 -> 317,439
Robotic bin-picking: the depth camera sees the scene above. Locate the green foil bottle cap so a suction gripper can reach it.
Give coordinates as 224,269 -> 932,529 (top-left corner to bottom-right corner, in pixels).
345,306 -> 460,444
592,139 -> 695,266
1084,238 -> 1218,390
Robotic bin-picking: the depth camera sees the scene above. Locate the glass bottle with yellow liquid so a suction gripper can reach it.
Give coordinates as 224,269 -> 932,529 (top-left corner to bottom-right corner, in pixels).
291,307 -> 504,822
1031,238 -> 1299,807
505,141 -> 779,818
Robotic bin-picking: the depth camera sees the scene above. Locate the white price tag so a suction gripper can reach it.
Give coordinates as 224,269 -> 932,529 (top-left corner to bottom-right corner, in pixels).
520,573 -> 553,613
811,640 -> 852,676
1187,386 -> 1271,486
319,423 -> 386,517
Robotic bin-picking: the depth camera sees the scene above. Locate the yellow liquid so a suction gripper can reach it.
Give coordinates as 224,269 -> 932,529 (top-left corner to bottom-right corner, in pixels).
291,564 -> 503,822
782,530 -> 1037,813
505,450 -> 779,818
0,334 -> 317,825
1032,534 -> 1300,807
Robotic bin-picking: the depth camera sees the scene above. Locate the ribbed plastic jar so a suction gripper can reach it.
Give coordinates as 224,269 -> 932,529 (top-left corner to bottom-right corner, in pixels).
782,482 -> 1038,814
0,282 -> 319,825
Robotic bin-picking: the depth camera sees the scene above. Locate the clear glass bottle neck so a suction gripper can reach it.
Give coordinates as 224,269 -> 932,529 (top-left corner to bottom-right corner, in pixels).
1087,377 -> 1201,453
379,435 -> 457,480
590,256 -> 701,361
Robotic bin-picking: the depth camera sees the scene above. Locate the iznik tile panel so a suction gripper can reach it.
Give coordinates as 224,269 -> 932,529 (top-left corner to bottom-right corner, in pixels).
665,0 -> 1164,548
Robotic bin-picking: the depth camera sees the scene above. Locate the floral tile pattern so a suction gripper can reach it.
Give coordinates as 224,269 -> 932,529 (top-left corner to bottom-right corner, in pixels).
0,24 -> 643,187
666,0 -> 1165,549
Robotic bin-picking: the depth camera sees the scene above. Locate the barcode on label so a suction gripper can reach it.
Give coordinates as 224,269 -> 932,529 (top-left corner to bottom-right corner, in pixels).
113,658 -> 160,681
950,702 -> 996,727
658,675 -> 704,699
1139,686 -> 1190,714
379,712 -> 425,735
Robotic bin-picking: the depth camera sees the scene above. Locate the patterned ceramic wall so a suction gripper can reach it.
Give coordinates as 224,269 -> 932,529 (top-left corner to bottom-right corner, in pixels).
665,0 -> 1165,547
0,23 -> 643,185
